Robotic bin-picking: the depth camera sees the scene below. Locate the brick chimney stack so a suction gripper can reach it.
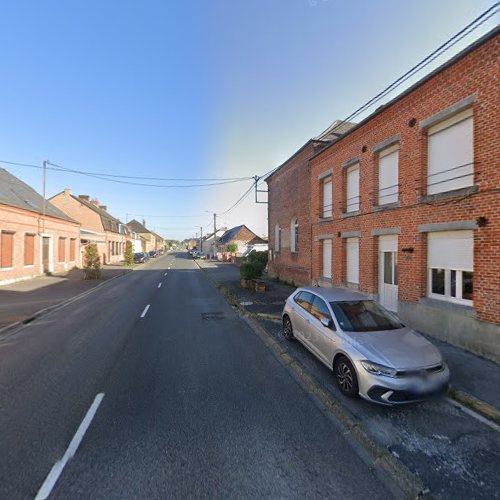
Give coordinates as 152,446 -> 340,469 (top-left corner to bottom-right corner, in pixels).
64,188 -> 72,196
78,195 -> 90,201
90,198 -> 100,206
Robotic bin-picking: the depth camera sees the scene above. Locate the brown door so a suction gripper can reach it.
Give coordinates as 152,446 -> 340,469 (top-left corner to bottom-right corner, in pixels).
42,237 -> 50,273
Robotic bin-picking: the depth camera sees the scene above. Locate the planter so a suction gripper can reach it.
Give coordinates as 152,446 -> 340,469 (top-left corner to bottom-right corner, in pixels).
254,280 -> 266,293
240,278 -> 253,289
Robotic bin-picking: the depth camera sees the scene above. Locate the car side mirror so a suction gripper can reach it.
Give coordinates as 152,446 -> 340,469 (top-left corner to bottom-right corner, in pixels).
321,317 -> 333,329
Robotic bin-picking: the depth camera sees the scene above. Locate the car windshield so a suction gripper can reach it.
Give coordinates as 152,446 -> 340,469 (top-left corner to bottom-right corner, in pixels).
329,300 -> 403,332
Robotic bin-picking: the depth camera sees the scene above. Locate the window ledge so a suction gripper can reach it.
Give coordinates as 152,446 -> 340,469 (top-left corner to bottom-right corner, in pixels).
0,267 -> 14,271
418,185 -> 478,203
24,265 -> 35,268
318,216 -> 333,223
373,201 -> 400,212
419,297 -> 475,317
341,210 -> 361,219
344,282 -> 360,290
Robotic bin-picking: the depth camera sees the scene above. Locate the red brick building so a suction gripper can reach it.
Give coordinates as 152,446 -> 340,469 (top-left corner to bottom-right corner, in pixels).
0,169 -> 80,285
50,189 -> 130,265
267,27 -> 499,361
266,120 -> 355,285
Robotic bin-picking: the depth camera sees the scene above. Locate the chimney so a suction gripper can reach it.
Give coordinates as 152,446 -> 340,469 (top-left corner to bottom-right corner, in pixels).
64,188 -> 72,196
90,198 -> 100,206
100,205 -> 107,211
79,195 -> 90,201
143,219 -> 146,228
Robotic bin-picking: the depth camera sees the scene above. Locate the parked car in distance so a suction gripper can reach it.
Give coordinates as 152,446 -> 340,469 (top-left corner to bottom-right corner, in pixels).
149,250 -> 158,258
282,287 -> 449,405
134,252 -> 147,264
192,251 -> 206,260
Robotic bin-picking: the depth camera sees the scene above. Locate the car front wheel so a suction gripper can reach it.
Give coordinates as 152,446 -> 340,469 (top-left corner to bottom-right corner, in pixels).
282,315 -> 295,341
334,356 -> 359,398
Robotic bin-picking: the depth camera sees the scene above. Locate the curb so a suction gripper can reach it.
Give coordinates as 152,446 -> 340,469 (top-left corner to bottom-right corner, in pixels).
196,262 -> 432,499
447,387 -> 500,425
0,269 -> 133,338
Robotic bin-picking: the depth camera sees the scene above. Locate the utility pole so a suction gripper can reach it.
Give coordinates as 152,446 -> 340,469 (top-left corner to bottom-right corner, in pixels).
42,160 -> 47,233
213,213 -> 218,260
200,226 -> 203,253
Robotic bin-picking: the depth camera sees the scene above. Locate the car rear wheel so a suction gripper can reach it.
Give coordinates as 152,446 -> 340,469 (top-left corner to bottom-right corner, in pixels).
334,356 -> 359,398
282,315 -> 295,341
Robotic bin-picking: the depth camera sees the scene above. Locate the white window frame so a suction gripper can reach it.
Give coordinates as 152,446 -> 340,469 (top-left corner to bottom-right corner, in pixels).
345,164 -> 360,212
427,230 -> 473,305
322,177 -> 332,218
378,144 -> 399,205
275,223 -> 281,253
290,217 -> 299,253
427,108 -> 474,195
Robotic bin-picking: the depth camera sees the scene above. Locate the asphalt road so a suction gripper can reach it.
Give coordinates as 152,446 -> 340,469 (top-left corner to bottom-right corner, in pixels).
0,252 -> 389,499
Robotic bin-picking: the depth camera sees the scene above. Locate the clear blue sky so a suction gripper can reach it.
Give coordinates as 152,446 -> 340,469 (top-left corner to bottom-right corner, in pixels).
0,0 -> 496,240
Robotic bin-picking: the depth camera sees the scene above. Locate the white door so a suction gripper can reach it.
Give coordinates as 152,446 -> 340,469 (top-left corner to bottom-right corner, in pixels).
379,235 -> 398,312
322,239 -> 332,279
346,238 -> 359,284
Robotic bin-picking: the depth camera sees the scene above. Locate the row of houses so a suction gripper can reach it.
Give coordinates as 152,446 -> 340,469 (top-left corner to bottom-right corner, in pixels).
265,27 -> 499,361
0,171 -> 165,286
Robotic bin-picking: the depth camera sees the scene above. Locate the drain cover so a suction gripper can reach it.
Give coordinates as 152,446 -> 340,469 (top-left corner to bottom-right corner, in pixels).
201,312 -> 225,320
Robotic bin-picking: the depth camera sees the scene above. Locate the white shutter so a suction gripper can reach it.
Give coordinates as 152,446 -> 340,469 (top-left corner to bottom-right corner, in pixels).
275,224 -> 280,252
346,165 -> 360,212
323,178 -> 332,217
346,237 -> 359,284
427,112 -> 473,195
322,239 -> 332,278
428,231 -> 473,271
378,146 -> 398,204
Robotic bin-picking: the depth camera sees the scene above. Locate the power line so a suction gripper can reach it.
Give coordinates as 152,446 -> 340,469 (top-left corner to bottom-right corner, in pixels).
217,182 -> 256,216
323,3 -> 499,138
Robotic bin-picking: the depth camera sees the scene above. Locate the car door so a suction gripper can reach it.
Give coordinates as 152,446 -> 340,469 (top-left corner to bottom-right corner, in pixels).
308,295 -> 337,366
290,291 -> 315,342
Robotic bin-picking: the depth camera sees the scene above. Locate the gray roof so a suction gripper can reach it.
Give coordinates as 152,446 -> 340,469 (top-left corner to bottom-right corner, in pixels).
313,119 -> 357,142
218,225 -> 257,245
127,219 -> 151,234
0,168 -> 78,224
71,195 -> 127,234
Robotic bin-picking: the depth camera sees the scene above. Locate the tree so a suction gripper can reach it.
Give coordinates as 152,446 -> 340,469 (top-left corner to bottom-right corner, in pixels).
226,242 -> 238,255
83,243 -> 102,280
124,240 -> 134,267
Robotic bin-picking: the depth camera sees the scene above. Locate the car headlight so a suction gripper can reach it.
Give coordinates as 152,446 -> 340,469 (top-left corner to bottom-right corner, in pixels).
361,360 -> 397,377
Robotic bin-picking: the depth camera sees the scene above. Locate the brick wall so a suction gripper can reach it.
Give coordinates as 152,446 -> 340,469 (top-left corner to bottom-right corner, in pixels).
306,32 -> 499,359
267,141 -> 326,285
0,205 -> 80,285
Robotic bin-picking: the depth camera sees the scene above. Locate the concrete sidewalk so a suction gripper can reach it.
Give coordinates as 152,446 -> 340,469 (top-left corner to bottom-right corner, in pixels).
197,259 -> 500,413
0,265 -> 132,331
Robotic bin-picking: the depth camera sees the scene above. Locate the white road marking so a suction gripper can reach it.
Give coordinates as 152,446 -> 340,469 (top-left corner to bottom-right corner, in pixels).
158,282 -> 162,288
140,304 -> 150,318
164,272 -> 167,276
35,393 -> 105,500
445,397 -> 500,432
168,267 -> 171,270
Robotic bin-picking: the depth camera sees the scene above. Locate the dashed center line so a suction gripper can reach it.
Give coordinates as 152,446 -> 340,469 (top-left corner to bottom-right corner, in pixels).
35,393 -> 105,500
140,304 -> 151,318
164,272 -> 168,276
158,282 -> 162,288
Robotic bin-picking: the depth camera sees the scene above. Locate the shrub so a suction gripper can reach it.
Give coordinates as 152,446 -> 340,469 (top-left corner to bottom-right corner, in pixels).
83,243 -> 102,280
246,250 -> 268,267
240,261 -> 264,280
124,240 -> 134,267
226,242 -> 238,254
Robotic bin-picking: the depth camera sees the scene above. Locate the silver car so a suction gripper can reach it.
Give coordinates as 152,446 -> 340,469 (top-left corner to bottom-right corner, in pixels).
282,287 -> 450,405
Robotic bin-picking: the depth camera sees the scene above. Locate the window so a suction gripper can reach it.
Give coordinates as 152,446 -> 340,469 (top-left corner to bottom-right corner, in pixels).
294,291 -> 314,312
290,218 -> 299,253
322,239 -> 332,279
346,164 -> 360,212
322,177 -> 332,218
310,295 -> 333,325
346,237 -> 359,284
378,144 -> 399,205
275,224 -> 281,253
69,238 -> 76,261
1,231 -> 14,268
24,234 -> 35,266
427,108 -> 473,195
428,230 -> 473,304
58,237 -> 66,262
